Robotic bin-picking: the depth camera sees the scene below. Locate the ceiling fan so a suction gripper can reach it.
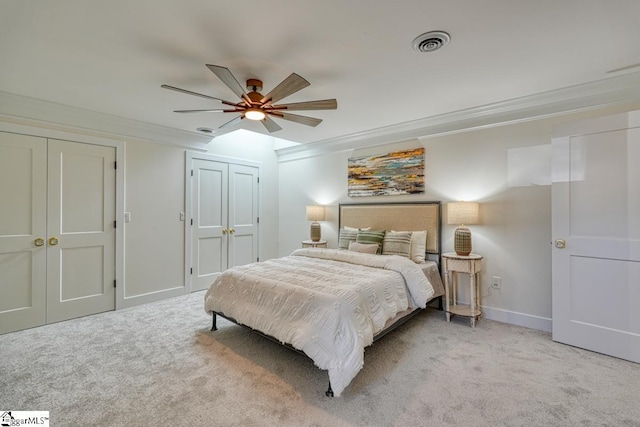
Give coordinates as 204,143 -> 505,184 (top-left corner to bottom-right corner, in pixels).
161,64 -> 337,133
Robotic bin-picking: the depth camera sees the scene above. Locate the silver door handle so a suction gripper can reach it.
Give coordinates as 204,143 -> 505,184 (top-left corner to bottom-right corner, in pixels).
555,239 -> 566,249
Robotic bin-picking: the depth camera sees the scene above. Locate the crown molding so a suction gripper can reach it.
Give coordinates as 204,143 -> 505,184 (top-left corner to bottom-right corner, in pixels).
276,72 -> 640,162
0,91 -> 212,150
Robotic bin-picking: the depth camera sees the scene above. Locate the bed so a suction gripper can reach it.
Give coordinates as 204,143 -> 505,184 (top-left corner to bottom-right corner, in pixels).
204,201 -> 444,397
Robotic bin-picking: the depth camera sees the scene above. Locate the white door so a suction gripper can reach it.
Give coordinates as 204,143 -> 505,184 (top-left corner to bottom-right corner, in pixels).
46,139 -> 116,323
187,154 -> 260,292
552,116 -> 640,363
228,164 -> 259,267
0,133 -> 47,334
191,160 -> 228,292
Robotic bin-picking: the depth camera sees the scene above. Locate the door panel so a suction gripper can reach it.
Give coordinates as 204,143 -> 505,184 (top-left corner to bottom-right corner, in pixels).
228,164 -> 259,268
552,124 -> 640,363
191,160 -> 228,291
46,139 -> 116,323
0,132 -> 47,334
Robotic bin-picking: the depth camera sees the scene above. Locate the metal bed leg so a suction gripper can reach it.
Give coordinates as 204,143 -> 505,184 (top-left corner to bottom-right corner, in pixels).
211,313 -> 217,331
325,379 -> 334,397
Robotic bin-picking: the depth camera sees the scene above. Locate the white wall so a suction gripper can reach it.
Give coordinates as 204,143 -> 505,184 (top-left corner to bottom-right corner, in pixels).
124,140 -> 186,302
278,106 -> 640,331
122,129 -> 280,305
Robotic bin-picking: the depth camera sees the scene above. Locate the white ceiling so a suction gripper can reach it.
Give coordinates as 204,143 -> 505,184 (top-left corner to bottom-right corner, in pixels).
2,0 -> 640,146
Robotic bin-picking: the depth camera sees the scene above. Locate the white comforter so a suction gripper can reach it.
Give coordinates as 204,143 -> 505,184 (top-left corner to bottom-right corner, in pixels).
204,248 -> 435,396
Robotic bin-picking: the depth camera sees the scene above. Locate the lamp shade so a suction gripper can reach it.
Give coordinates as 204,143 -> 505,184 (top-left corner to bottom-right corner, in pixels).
306,205 -> 325,222
447,202 -> 479,226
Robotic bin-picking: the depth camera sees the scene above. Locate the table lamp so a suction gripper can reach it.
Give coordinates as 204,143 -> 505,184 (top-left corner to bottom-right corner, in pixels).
306,205 -> 325,242
447,202 -> 479,256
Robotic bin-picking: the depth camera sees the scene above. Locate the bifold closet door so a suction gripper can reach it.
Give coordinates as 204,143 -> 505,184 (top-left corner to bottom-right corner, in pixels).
0,133 -> 116,334
0,132 -> 47,334
189,157 -> 259,292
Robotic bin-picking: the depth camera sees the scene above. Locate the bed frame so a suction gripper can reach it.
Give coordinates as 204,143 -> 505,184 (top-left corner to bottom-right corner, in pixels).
210,201 -> 442,397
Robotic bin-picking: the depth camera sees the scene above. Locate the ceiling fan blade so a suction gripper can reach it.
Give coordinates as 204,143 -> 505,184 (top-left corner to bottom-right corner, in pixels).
219,115 -> 244,129
206,64 -> 252,104
271,112 -> 322,127
260,73 -> 310,104
261,116 -> 282,133
270,99 -> 337,111
174,109 -> 227,113
161,84 -> 236,105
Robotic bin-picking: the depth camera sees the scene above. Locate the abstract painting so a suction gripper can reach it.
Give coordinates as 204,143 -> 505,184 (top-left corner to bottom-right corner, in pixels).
348,148 -> 425,197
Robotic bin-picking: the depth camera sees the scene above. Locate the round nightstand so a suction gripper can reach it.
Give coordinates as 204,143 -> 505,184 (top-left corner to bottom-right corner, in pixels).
302,239 -> 327,248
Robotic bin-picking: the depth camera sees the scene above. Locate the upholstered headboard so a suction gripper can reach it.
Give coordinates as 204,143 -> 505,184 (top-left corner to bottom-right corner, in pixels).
339,202 -> 442,260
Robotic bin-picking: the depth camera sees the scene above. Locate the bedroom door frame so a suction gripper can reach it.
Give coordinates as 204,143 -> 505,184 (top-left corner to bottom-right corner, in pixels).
185,151 -> 261,293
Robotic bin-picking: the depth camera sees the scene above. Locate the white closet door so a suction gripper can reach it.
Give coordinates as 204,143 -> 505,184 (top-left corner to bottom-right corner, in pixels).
46,139 -> 116,323
552,122 -> 640,363
0,132 -> 47,334
228,164 -> 259,267
191,159 -> 228,292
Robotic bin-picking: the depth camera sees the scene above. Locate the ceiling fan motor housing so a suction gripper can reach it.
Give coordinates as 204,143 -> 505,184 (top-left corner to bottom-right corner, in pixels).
246,79 -> 263,92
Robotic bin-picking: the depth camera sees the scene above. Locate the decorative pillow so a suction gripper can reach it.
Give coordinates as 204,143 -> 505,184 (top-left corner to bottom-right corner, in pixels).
356,229 -> 386,254
409,230 -> 427,263
338,229 -> 358,249
391,230 -> 428,263
344,226 -> 371,231
348,241 -> 379,254
382,231 -> 412,258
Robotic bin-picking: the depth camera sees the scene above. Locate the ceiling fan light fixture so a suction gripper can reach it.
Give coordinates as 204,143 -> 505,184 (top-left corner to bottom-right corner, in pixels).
245,108 -> 266,121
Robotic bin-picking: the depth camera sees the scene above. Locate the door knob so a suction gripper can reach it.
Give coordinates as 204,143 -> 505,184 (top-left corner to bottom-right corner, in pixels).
222,228 -> 227,234
34,238 -> 45,247
229,228 -> 235,234
49,237 -> 59,246
555,239 -> 566,249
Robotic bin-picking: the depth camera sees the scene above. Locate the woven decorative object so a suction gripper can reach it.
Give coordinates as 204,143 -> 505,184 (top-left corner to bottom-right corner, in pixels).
448,202 -> 479,256
454,226 -> 472,256
306,205 -> 325,242
310,223 -> 321,242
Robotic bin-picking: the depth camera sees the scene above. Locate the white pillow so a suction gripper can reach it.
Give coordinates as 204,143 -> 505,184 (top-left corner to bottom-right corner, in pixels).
392,230 -> 428,263
410,231 -> 427,263
348,241 -> 379,254
344,226 -> 371,231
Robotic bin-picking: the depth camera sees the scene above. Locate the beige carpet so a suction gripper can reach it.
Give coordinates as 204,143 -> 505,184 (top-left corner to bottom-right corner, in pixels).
1,291 -> 639,426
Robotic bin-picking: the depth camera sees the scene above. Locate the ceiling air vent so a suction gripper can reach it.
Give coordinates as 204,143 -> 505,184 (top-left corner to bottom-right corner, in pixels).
412,31 -> 450,53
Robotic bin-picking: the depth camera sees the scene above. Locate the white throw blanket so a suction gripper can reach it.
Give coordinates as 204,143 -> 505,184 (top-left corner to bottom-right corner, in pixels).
204,248 -> 435,396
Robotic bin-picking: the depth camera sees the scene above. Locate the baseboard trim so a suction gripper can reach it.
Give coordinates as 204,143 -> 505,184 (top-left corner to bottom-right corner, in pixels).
481,305 -> 552,333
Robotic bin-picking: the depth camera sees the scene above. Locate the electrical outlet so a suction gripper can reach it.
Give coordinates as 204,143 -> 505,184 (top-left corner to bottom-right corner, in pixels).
491,276 -> 502,289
